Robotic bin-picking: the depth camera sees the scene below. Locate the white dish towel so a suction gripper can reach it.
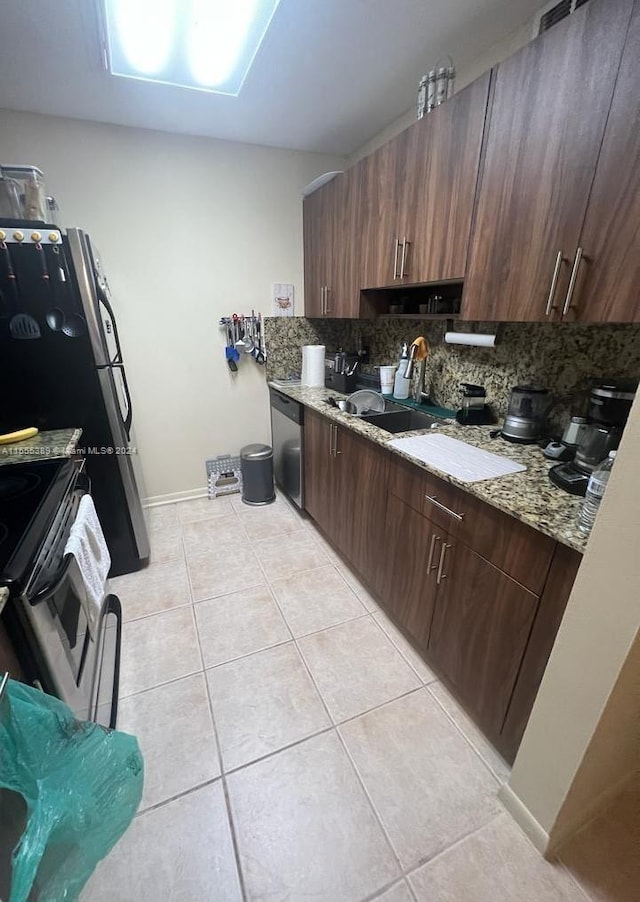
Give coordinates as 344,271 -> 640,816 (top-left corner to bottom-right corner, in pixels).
64,494 -> 111,639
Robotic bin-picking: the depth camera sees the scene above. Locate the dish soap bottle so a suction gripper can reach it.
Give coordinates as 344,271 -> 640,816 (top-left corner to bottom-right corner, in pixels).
394,343 -> 410,399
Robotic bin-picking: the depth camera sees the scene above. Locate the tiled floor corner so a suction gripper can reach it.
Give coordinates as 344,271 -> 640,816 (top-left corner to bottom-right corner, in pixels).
88,490 -> 628,901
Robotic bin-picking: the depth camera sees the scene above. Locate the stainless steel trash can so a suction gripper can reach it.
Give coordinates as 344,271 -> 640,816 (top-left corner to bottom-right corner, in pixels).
240,444 -> 275,506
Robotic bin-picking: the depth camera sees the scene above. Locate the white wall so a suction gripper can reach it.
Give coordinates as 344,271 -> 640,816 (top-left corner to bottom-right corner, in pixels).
0,109 -> 343,500
504,392 -> 640,849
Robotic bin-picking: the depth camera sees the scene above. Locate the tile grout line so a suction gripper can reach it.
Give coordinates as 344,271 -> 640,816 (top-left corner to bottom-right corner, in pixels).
272,593 -> 414,892
402,813 -> 507,885
217,684 -> 428,779
182,502 -> 250,901
193,596 -> 249,902
135,774 -> 223,818
367,612 -> 434,687
359,876 -> 417,902
257,541 -> 415,889
333,716 -> 407,882
424,683 -> 506,788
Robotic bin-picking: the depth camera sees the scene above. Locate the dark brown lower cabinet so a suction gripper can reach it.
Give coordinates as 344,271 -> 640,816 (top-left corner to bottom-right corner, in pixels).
336,426 -> 389,582
380,494 -> 439,649
304,409 -> 341,542
497,543 -> 582,760
304,414 -> 582,763
428,542 -> 539,739
304,409 -> 389,579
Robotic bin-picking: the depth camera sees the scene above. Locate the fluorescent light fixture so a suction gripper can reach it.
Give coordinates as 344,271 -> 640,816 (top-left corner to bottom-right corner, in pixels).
104,0 -> 280,95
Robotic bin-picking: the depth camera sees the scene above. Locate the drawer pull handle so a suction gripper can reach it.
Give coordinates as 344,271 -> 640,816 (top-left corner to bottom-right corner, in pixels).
427,533 -> 441,572
393,239 -> 401,279
424,494 -> 464,522
436,543 -> 452,585
545,250 -> 564,316
562,247 -> 583,317
400,237 -> 409,278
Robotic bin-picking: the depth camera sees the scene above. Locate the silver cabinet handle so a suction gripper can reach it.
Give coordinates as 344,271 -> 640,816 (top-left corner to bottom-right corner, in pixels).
400,237 -> 409,278
427,533 -> 441,572
424,493 -> 464,522
562,247 -> 583,317
328,422 -> 334,457
545,251 -> 564,316
393,239 -> 401,279
334,424 -> 341,456
436,543 -> 452,584
321,286 -> 327,315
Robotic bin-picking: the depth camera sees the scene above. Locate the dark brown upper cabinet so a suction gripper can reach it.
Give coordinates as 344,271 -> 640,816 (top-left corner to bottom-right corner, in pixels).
565,1 -> 640,322
303,167 -> 361,318
462,0 -> 634,322
360,74 -> 490,290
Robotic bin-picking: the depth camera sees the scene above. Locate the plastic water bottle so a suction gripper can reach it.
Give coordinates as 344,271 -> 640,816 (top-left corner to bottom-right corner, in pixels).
578,451 -> 616,533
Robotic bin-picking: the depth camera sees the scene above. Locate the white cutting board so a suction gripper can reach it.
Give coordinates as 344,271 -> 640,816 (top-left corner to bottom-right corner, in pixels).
389,434 -> 526,483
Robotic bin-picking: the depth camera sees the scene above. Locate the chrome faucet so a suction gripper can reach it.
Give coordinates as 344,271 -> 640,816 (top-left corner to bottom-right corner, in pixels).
413,358 -> 427,403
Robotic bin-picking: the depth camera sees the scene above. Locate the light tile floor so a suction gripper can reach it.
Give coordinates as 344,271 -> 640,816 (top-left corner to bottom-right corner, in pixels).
81,491 -> 624,901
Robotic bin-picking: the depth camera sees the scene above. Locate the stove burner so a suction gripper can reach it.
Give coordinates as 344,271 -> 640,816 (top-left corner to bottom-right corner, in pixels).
0,472 -> 42,502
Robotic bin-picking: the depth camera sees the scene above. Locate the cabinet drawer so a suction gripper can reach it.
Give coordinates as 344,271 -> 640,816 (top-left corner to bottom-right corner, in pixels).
388,453 -> 555,593
389,455 -> 462,530
456,493 -> 555,594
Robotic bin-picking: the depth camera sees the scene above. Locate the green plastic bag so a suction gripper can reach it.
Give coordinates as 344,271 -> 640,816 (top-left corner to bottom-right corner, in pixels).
0,678 -> 143,901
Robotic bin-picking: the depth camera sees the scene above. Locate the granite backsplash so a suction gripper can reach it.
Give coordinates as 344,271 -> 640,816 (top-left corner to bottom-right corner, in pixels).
264,317 -> 640,429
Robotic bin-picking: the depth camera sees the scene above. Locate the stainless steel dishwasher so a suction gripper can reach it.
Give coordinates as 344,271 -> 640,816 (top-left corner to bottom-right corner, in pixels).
269,388 -> 304,509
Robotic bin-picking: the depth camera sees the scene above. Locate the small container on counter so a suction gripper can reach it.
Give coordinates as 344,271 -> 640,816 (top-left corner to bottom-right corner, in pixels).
0,165 -> 47,221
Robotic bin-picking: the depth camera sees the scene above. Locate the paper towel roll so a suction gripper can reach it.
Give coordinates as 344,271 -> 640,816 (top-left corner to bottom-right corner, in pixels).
301,345 -> 326,387
444,332 -> 496,348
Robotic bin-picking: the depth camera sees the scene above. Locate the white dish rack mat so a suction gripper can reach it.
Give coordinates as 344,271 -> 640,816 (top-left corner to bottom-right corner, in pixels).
388,434 -> 526,483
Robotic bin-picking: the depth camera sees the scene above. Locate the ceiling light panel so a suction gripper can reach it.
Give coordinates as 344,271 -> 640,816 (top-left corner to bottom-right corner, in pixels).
104,0 -> 280,95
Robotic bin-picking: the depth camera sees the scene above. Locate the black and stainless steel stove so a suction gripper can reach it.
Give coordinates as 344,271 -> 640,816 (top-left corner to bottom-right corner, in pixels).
0,458 -> 77,591
0,458 -> 122,728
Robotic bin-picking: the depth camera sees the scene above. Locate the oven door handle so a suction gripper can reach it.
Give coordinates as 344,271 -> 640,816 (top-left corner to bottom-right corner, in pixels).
101,593 -> 122,731
28,554 -> 74,606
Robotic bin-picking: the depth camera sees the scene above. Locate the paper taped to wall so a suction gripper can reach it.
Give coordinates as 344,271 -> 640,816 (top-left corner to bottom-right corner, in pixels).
389,433 -> 526,482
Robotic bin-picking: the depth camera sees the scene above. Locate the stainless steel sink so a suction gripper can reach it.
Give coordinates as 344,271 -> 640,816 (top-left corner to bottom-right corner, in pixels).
361,406 -> 440,434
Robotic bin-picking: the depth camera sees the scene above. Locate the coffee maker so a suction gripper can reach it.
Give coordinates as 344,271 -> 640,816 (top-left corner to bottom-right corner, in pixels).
549,380 -> 637,495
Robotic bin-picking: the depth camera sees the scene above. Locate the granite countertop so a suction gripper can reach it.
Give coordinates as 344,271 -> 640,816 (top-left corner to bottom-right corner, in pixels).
0,428 -> 82,466
269,382 -> 587,554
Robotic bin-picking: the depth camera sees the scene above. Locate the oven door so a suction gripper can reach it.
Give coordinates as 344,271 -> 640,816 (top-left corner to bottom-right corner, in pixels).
18,482 -> 123,728
20,562 -> 122,728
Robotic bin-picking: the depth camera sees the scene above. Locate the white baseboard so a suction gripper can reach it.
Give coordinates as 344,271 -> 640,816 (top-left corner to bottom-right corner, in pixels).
144,487 -> 208,507
498,783 -> 551,855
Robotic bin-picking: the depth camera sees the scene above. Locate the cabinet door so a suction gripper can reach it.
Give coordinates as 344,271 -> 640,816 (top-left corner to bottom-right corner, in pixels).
337,426 -> 389,582
428,543 -> 539,738
380,494 -> 441,649
569,2 -> 640,322
327,167 -> 362,318
401,73 -> 490,284
360,131 -> 412,289
498,544 -> 581,762
303,186 -> 329,318
303,410 -> 341,536
463,0 -> 633,322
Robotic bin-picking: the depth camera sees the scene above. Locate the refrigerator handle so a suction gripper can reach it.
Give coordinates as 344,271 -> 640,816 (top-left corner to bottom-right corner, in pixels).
96,283 -> 124,366
106,362 -> 133,437
120,365 -> 133,437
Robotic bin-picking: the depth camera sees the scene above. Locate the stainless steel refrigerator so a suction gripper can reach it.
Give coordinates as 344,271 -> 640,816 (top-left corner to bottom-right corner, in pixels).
0,222 -> 149,576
